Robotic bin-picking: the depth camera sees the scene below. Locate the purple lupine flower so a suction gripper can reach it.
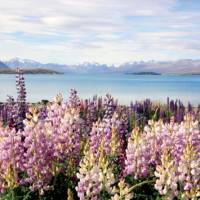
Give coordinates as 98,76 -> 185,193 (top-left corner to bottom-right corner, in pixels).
131,99 -> 153,127
103,94 -> 117,119
82,96 -> 98,134
15,68 -> 27,130
125,128 -> 151,178
89,120 -> 103,156
76,164 -> 101,200
170,100 -> 175,112
0,128 -> 25,193
38,105 -> 48,120
111,109 -> 129,177
188,102 -> 193,113
23,122 -> 54,194
167,97 -> 170,110
68,89 -> 81,109
0,96 -> 18,128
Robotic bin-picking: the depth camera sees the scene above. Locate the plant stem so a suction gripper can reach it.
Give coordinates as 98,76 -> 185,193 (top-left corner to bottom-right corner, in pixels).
11,189 -> 15,200
120,180 -> 155,199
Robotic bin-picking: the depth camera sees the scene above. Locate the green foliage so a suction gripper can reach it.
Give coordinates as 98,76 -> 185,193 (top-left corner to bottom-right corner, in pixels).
125,176 -> 161,200
100,190 -> 111,200
0,173 -> 79,200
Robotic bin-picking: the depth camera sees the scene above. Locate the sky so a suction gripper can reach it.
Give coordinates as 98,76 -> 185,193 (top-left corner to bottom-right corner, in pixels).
0,0 -> 200,64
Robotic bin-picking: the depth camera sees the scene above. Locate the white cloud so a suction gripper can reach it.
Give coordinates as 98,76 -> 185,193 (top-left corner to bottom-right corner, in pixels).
0,0 -> 199,64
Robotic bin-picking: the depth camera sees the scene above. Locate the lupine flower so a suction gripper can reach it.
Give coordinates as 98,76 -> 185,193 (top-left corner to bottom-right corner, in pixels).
0,68 -> 27,130
54,93 -> 63,105
103,94 -> 117,119
76,145 -> 100,200
67,188 -> 74,200
43,99 -> 82,176
89,120 -> 103,157
111,179 -> 133,200
144,119 -> 167,165
131,99 -> 152,127
76,139 -> 116,199
84,96 -> 98,133
178,143 -> 200,199
0,81 -> 200,200
110,126 -> 120,157
23,96 -> 82,194
89,115 -> 113,156
154,148 -> 178,200
98,139 -> 115,193
38,105 -> 48,120
23,122 -> 54,194
0,129 -> 25,193
113,110 -> 129,177
16,68 -> 27,130
125,128 -> 151,178
68,89 -> 81,109
25,106 -> 39,125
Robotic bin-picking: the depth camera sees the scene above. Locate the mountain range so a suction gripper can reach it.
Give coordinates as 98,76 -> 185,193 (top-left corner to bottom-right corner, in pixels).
1,57 -> 200,74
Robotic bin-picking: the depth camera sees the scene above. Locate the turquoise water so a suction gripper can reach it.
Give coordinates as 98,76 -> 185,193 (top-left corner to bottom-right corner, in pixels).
0,74 -> 200,105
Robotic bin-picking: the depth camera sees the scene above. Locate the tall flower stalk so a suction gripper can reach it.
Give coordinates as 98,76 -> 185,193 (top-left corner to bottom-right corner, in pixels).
15,68 -> 27,130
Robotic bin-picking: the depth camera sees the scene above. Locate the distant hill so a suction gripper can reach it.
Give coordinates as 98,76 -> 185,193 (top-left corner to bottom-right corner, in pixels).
0,68 -> 63,74
126,72 -> 161,75
117,59 -> 200,74
4,58 -> 200,74
1,58 -> 62,74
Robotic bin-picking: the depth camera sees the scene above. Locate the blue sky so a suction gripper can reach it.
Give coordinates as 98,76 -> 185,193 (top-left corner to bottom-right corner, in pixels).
0,0 -> 200,64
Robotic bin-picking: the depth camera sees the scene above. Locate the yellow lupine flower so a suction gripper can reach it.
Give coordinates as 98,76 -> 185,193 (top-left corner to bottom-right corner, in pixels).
98,138 -> 106,169
67,188 -> 74,200
110,127 -> 119,156
4,164 -> 18,189
111,179 -> 133,200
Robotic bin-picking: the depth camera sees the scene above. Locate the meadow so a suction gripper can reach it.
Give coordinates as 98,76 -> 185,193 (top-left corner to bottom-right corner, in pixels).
0,69 -> 199,200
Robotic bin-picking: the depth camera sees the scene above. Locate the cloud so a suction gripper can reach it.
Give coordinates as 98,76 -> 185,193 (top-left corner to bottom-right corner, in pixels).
0,0 -> 200,64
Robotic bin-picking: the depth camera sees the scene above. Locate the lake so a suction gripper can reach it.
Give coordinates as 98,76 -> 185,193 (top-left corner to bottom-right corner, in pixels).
0,74 -> 200,105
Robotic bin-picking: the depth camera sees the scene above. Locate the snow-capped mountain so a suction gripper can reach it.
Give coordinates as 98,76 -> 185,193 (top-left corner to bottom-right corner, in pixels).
4,58 -> 113,73
0,61 -> 8,69
4,57 -> 200,74
5,57 -> 46,68
67,62 -> 113,73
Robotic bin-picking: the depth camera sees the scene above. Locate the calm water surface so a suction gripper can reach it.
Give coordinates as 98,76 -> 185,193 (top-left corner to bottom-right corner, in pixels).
0,74 -> 200,105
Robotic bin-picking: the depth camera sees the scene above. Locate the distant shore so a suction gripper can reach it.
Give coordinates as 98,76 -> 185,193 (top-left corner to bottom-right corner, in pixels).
125,72 -> 200,76
0,68 -> 63,74
125,72 -> 161,75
